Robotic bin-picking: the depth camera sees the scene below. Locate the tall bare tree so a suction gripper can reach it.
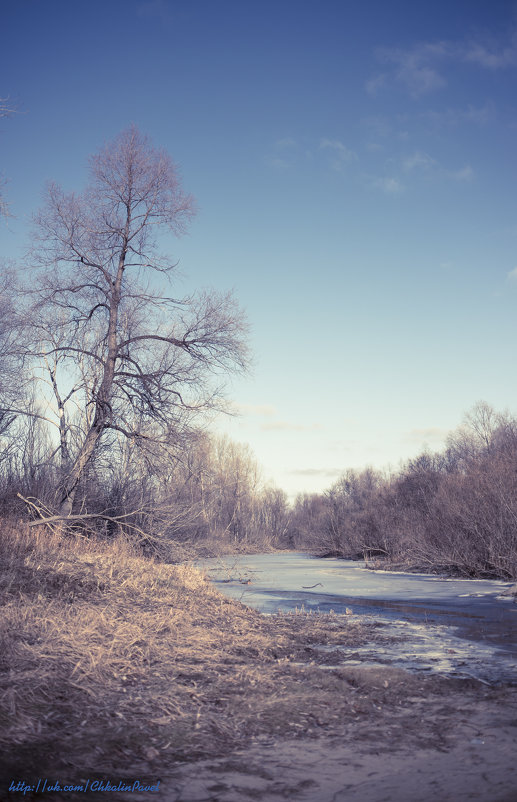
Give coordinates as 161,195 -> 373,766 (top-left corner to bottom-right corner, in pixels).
27,126 -> 248,517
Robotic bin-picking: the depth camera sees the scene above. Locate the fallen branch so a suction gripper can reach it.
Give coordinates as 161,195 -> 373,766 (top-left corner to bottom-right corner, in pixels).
16,492 -> 164,546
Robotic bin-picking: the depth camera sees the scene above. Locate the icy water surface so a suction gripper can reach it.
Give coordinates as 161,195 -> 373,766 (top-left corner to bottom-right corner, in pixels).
201,552 -> 517,685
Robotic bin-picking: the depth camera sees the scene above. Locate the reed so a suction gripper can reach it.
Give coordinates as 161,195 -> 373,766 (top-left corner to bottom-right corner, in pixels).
0,518 -> 465,791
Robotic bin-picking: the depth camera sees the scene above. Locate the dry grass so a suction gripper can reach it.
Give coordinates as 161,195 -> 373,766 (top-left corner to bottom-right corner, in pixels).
0,520 -> 493,797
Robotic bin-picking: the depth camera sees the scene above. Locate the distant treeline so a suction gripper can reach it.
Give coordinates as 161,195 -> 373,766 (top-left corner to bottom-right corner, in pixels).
0,422 -> 290,557
2,399 -> 516,579
286,402 -> 517,580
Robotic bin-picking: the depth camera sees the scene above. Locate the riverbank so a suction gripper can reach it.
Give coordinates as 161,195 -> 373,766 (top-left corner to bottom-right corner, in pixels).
1,522 -> 516,801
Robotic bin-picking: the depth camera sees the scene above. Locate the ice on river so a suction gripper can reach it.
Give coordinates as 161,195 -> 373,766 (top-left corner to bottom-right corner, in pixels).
200,552 -> 517,685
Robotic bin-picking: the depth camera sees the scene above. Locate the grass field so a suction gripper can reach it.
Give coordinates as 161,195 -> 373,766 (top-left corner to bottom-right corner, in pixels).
1,522 -> 512,801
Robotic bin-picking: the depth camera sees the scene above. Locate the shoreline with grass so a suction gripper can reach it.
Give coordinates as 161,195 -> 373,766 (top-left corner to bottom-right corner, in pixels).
2,521 -> 517,801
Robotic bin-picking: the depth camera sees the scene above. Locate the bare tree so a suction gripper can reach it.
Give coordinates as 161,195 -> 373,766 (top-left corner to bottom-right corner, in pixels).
446,401 -> 501,467
26,126 -> 248,518
0,270 -> 22,438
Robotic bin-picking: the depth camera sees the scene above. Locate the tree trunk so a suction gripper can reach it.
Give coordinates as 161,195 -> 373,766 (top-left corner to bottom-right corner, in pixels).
59,419 -> 105,516
59,236 -> 127,516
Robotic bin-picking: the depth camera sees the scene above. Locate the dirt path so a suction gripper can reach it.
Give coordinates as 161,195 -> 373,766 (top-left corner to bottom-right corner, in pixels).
157,693 -> 517,802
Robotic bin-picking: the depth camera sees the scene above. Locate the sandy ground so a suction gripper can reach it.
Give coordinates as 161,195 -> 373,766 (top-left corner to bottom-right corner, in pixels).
150,691 -> 517,802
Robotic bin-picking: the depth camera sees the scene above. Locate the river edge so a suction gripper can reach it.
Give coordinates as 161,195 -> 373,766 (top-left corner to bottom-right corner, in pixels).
2,528 -> 517,802
196,540 -> 517,583
200,550 -> 517,685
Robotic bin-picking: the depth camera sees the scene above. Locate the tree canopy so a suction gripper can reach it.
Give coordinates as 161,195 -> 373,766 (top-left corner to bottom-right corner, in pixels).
23,126 -> 248,517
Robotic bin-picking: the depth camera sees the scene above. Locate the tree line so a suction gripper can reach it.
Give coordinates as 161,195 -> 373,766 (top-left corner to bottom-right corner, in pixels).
287,401 -> 517,579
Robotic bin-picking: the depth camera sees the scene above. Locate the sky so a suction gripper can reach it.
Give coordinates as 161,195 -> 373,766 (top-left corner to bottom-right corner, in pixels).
2,0 -> 517,497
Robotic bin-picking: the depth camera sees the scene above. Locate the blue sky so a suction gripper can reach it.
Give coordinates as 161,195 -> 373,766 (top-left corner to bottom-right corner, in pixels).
2,0 -> 517,496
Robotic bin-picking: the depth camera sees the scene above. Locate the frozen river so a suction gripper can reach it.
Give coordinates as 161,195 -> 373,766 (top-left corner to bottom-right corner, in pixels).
200,552 -> 517,685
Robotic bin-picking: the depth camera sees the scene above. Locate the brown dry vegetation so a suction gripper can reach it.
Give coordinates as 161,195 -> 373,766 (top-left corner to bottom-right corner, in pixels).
1,520 -> 513,801
288,403 -> 517,579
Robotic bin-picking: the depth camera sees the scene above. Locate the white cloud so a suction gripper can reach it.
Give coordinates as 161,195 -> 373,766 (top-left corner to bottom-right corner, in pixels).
264,156 -> 290,170
231,403 -> 277,416
450,165 -> 474,181
400,64 -> 445,97
319,138 -> 358,171
423,103 -> 493,128
265,138 -> 311,170
375,42 -> 450,98
361,115 -> 393,138
507,266 -> 517,281
368,152 -> 473,195
369,32 -> 517,99
401,154 -> 473,181
261,421 -> 322,432
464,35 -> 517,69
372,176 -> 404,195
405,427 -> 448,443
365,73 -> 387,96
290,467 -> 343,478
402,151 -> 436,171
